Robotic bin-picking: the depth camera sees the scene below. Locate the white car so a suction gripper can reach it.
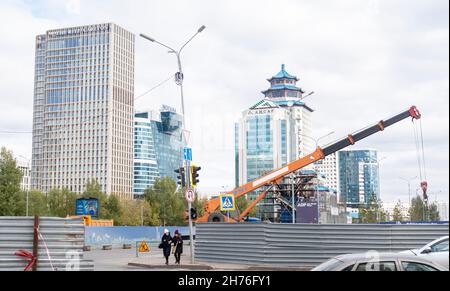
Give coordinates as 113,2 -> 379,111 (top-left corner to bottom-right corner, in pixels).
312,253 -> 448,271
401,236 -> 449,269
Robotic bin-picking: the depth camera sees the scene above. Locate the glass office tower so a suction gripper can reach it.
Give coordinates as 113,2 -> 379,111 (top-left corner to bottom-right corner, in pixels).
134,112 -> 160,198
235,65 -> 314,200
339,149 -> 380,209
31,23 -> 135,199
133,107 -> 185,198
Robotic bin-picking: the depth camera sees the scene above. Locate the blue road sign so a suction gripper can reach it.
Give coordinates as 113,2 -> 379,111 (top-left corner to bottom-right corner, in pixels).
184,148 -> 193,161
220,194 -> 236,211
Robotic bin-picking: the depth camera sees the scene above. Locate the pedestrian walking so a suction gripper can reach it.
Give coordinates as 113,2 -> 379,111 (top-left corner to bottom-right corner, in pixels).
160,229 -> 172,265
172,230 -> 184,265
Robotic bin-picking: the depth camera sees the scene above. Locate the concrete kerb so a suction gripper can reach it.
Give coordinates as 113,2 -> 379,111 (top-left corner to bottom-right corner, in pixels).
128,262 -> 214,270
127,259 -> 311,271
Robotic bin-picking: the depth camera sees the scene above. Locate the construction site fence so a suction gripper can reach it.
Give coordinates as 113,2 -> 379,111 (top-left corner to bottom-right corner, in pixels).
0,217 -> 94,271
195,223 -> 449,268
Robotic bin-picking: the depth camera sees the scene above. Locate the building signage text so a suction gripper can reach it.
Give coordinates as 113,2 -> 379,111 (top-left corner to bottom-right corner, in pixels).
248,109 -> 274,116
48,24 -> 110,38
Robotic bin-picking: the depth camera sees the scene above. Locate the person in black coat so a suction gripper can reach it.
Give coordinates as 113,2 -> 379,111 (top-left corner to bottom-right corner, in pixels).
172,230 -> 184,265
161,229 -> 172,265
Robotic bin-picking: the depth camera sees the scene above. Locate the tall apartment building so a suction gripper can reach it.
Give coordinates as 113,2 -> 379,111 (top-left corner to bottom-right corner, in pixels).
31,23 -> 135,199
315,153 -> 339,193
235,65 -> 314,200
134,106 -> 185,198
338,149 -> 380,209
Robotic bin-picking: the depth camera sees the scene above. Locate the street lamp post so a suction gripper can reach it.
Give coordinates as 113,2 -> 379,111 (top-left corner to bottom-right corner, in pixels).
140,26 -> 206,264
399,176 -> 418,218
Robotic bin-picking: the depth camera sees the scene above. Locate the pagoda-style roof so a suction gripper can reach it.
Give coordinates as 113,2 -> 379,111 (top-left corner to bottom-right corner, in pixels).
262,84 -> 305,95
268,64 -> 299,81
250,99 -> 280,110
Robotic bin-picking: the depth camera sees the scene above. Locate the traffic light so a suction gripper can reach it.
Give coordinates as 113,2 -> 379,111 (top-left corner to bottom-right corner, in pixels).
190,208 -> 198,220
191,165 -> 201,188
174,167 -> 186,188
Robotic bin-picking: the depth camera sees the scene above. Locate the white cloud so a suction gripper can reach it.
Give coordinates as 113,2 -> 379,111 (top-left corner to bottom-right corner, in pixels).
0,0 -> 448,204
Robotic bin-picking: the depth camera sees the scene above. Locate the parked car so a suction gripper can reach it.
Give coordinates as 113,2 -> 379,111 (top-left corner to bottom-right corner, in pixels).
312,252 -> 448,271
401,236 -> 449,269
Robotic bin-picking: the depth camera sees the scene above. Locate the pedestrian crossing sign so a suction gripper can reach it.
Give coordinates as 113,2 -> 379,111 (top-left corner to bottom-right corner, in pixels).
220,194 -> 236,211
139,241 -> 150,253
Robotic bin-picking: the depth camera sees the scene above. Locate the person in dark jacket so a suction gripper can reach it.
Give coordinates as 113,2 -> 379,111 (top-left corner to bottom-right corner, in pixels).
161,229 -> 172,265
172,230 -> 184,265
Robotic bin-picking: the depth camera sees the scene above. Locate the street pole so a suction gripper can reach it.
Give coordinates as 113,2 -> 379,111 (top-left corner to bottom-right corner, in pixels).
177,52 -> 195,263
140,26 -> 206,265
26,191 -> 29,217
291,173 -> 295,224
408,181 -> 411,210
141,205 -> 144,226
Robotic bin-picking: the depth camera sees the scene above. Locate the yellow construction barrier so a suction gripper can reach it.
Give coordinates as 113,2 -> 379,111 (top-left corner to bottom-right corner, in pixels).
68,215 -> 114,227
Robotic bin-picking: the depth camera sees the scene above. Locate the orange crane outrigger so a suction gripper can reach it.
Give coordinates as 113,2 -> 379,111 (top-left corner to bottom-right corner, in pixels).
196,106 -> 422,223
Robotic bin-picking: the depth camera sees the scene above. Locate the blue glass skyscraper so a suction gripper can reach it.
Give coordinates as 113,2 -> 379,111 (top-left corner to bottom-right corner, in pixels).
235,65 -> 314,200
134,107 -> 184,198
339,150 -> 380,209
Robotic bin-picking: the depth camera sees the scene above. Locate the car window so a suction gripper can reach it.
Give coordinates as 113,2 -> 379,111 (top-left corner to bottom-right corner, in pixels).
355,261 -> 397,271
402,262 -> 439,271
313,258 -> 344,271
341,264 -> 355,271
431,239 -> 449,253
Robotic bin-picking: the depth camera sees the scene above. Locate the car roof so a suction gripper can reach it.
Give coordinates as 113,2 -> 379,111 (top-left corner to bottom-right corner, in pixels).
334,252 -> 440,263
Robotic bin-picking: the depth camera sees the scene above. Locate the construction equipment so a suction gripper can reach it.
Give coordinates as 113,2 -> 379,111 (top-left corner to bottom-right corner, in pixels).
196,106 -> 422,223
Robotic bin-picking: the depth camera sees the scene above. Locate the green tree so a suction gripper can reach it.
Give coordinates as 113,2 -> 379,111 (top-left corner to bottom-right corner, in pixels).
27,190 -> 48,216
0,147 -> 23,216
192,196 -> 208,218
119,199 -> 154,226
236,196 -> 257,218
47,188 -> 78,217
145,177 -> 186,226
103,194 -> 122,224
392,200 -> 404,222
428,203 -> 441,222
82,179 -> 106,200
359,193 -> 386,223
409,195 -> 426,221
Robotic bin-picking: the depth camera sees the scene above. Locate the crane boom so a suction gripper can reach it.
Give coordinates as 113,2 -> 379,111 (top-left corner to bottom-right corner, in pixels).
197,106 -> 421,223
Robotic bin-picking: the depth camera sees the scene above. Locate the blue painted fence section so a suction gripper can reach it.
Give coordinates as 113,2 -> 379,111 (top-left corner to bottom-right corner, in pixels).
85,226 -> 193,246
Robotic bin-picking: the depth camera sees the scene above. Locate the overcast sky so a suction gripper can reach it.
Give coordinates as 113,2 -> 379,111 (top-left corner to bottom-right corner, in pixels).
0,0 -> 448,204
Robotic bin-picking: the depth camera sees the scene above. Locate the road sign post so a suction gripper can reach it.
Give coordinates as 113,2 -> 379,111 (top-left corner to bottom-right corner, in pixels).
136,240 -> 150,258
185,161 -> 195,264
185,188 -> 196,203
220,194 -> 236,211
184,148 -> 193,161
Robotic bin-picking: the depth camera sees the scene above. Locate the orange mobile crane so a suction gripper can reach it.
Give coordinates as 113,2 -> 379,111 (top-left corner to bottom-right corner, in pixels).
196,106 -> 422,223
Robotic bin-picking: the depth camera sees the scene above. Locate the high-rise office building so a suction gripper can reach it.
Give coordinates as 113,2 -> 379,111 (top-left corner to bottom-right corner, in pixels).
134,112 -> 160,198
338,149 -> 380,209
133,106 -> 185,198
31,23 -> 135,199
235,65 -> 314,199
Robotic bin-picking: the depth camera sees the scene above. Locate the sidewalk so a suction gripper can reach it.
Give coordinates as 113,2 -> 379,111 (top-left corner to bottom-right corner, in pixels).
128,256 -> 310,271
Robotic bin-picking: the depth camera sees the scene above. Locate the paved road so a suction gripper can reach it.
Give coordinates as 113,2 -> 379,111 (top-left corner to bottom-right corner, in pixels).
84,246 -> 304,271
84,246 -> 194,271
